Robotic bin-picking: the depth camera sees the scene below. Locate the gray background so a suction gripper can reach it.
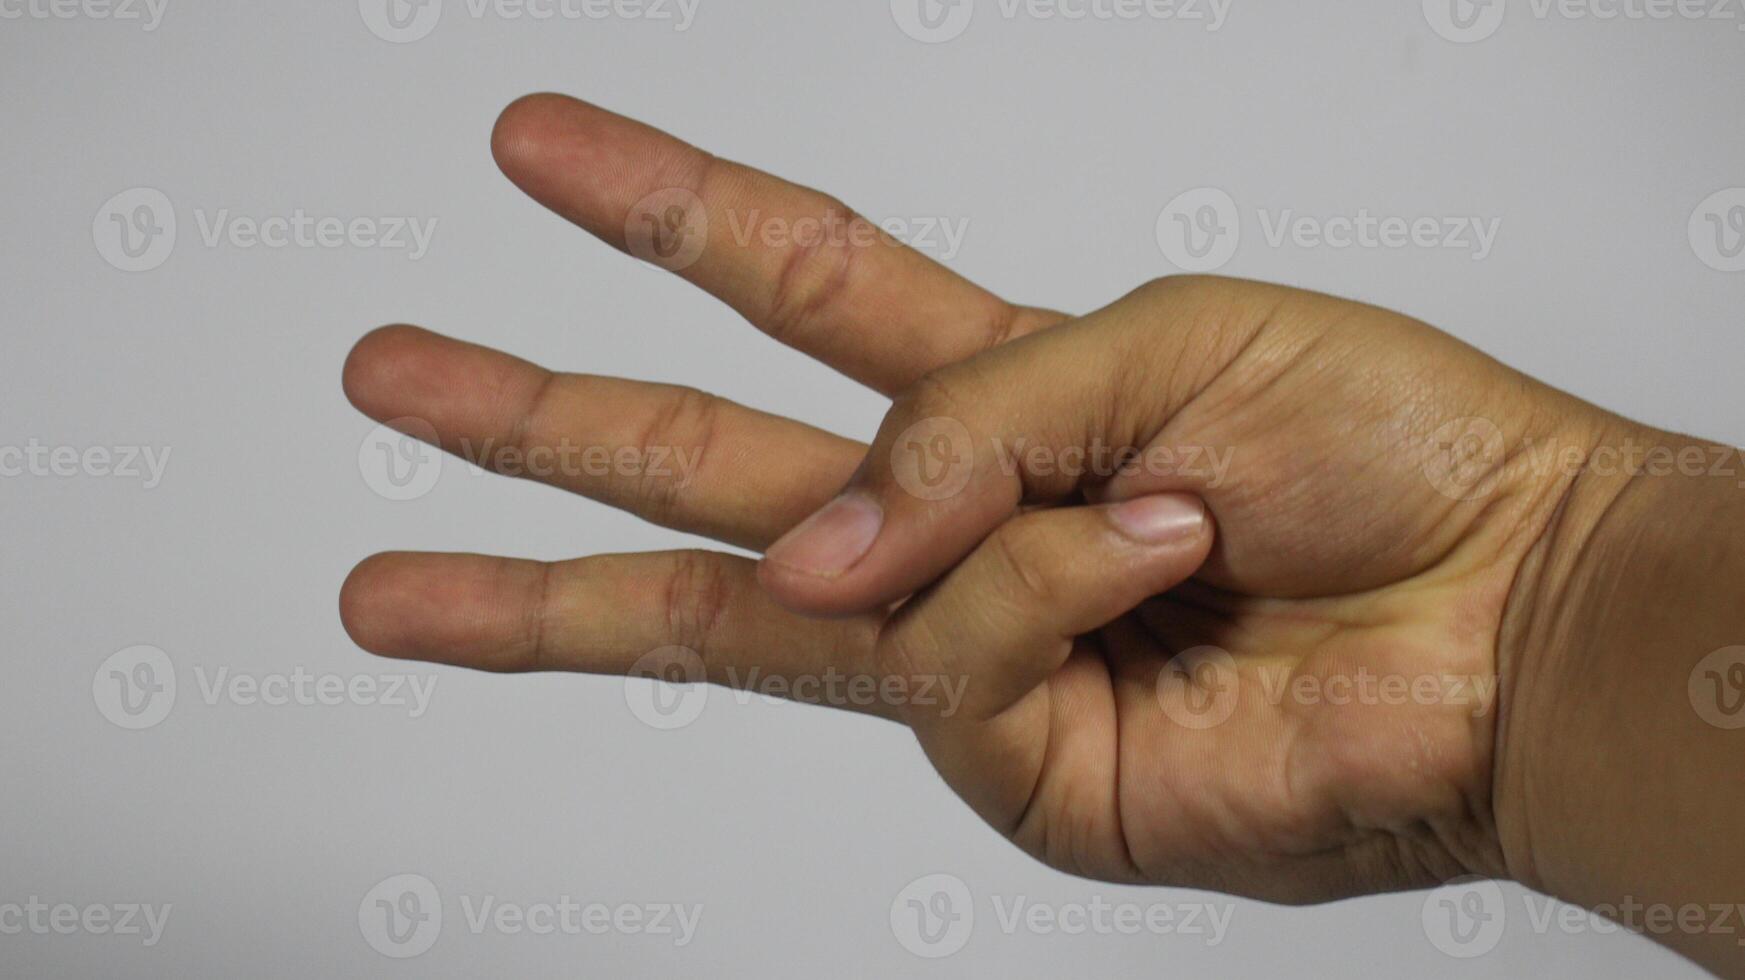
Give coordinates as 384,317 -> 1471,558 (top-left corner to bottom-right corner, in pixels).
4,0 -> 1744,976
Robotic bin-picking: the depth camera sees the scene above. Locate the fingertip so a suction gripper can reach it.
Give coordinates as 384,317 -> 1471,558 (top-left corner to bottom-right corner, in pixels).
490,92 -> 577,184
342,324 -> 429,416
339,551 -> 419,657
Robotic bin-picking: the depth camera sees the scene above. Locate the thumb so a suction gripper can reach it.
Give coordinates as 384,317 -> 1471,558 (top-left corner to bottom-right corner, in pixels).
870,493 -> 1213,832
756,278 -> 1249,616
878,493 -> 1215,726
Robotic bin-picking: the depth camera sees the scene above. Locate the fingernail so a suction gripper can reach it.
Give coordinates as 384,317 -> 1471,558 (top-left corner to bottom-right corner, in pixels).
764,492 -> 884,578
1109,494 -> 1206,544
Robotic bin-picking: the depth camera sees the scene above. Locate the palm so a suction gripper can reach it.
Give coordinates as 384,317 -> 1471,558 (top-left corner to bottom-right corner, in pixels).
341,94 -> 1561,900
967,591 -> 1496,901
953,292 -> 1581,895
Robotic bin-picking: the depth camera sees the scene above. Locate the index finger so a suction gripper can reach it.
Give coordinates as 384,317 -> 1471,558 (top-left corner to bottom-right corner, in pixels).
491,93 -> 1065,395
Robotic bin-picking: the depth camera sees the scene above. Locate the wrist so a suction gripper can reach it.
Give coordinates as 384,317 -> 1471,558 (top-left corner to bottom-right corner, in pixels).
1491,419 -> 1745,960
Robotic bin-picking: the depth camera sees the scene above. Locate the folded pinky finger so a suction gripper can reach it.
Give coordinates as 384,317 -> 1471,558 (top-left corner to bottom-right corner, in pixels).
339,550 -> 894,719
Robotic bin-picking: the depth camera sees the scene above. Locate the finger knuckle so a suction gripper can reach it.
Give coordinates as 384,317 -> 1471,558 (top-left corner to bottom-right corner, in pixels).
874,614 -> 951,704
764,198 -> 867,346
508,369 -> 562,461
897,368 -> 974,428
987,519 -> 1062,612
661,550 -> 735,670
626,385 -> 720,526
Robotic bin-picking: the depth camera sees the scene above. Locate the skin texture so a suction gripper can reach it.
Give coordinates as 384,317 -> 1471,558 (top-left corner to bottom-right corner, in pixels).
340,93 -> 1745,975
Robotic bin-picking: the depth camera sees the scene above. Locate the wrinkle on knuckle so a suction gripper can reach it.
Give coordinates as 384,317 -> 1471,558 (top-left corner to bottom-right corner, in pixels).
987,520 -> 1061,614
978,300 -> 1025,352
876,614 -> 951,702
764,198 -> 865,347
508,559 -> 556,674
507,369 -> 562,463
899,369 -> 975,429
661,550 -> 734,670
626,385 -> 720,525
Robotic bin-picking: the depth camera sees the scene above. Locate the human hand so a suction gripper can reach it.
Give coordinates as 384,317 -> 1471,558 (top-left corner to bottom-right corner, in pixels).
338,93 -> 1644,909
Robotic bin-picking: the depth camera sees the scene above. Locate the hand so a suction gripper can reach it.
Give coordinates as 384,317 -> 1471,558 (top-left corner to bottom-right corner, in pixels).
338,93 -> 1623,906
752,273 -> 1610,902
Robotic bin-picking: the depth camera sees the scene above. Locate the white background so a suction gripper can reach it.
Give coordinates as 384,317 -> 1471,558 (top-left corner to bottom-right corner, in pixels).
3,0 -> 1743,976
